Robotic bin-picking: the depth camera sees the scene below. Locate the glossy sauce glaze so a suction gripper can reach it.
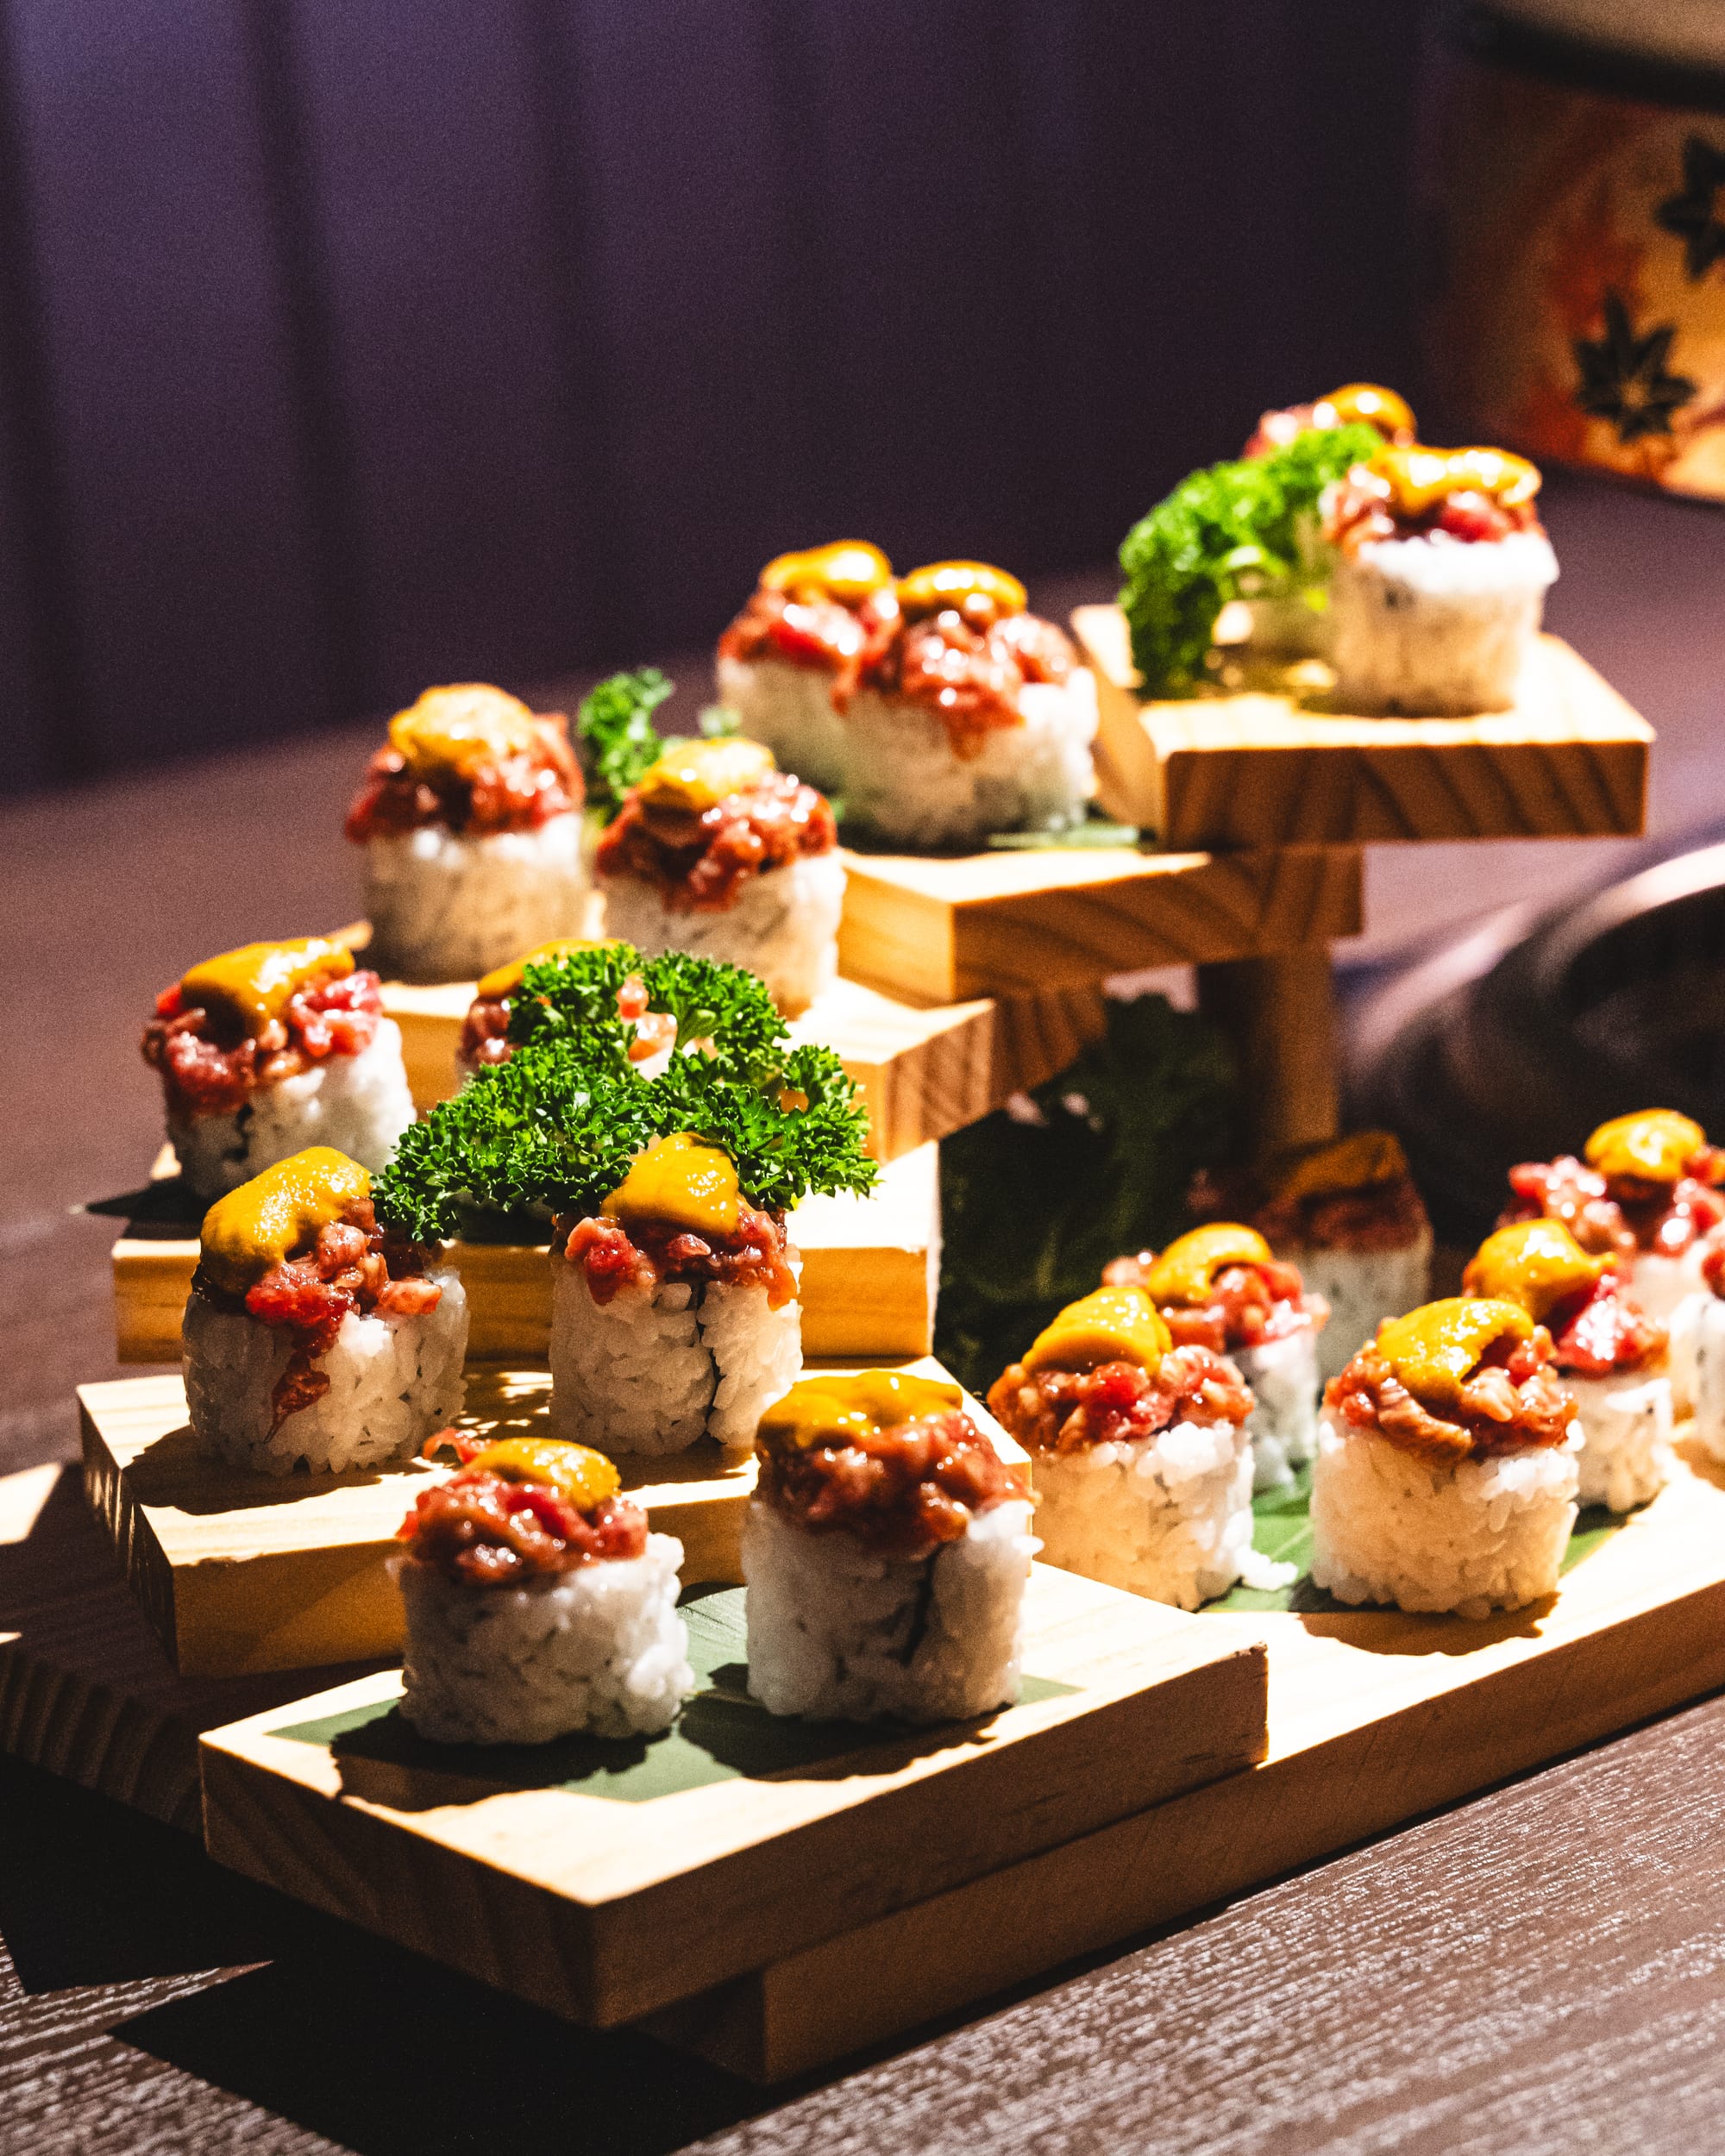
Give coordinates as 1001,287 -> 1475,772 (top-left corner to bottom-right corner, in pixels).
399,1433 -> 647,1587
1502,1109 -> 1725,1258
1326,1297 -> 1573,1462
142,943 -> 381,1119
1324,444 -> 1545,554
1105,1224 -> 1320,1353
595,740 -> 836,912
344,685 -> 583,840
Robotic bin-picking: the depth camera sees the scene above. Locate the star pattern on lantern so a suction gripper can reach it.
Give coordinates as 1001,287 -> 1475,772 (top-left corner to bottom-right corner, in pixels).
1572,291 -> 1697,442
1654,133 -> 1725,281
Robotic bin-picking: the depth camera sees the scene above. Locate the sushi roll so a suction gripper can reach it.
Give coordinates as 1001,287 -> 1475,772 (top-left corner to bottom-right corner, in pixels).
832,560 -> 1097,847
1502,1108 -> 1725,1332
988,1283 -> 1258,1608
743,1369 -> 1036,1724
1312,1298 -> 1580,1617
453,937 -> 674,1081
1465,1220 -> 1671,1514
1322,444 -> 1559,714
1671,1242 -> 1725,1464
183,1147 -> 467,1476
593,736 -> 844,1017
141,936 -> 415,1200
549,1132 -> 803,1455
345,683 -> 590,984
394,1433 -> 694,1744
1242,381 -> 1417,461
1246,1132 -> 1433,1383
715,540 -> 894,791
1105,1225 -> 1328,1493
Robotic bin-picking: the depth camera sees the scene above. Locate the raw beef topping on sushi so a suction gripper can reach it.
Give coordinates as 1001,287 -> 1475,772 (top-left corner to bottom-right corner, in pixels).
718,541 -> 899,677
194,1147 -> 443,1420
1502,1110 -> 1725,1257
1233,1131 -> 1431,1255
1324,444 -> 1544,555
344,683 -> 582,841
593,736 -> 837,912
1243,380 -> 1416,459
559,1131 -> 798,1309
844,561 -> 1076,759
756,1369 -> 1027,1560
1106,1224 -> 1326,1353
1465,1220 -> 1665,1376
401,1434 -> 648,1586
1327,1298 -> 1573,1463
987,1284 -> 1253,1456
142,937 -> 381,1119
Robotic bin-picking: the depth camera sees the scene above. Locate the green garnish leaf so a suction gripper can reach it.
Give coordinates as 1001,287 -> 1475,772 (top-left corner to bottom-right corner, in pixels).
577,667 -> 673,818
1118,422 -> 1382,698
699,704 -> 741,739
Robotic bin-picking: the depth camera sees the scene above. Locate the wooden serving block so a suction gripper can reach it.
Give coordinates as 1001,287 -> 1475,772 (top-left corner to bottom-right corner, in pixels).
0,1463 -> 383,1833
79,1357 -> 993,1680
1073,604 -> 1653,849
380,968 -> 1107,1157
654,1442 -> 1725,2082
111,1139 -> 943,1365
198,1564 -> 1269,2030
837,842 -> 1364,1006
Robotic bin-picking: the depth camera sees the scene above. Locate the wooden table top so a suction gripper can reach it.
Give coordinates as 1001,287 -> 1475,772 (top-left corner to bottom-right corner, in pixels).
4,470 -> 1725,2153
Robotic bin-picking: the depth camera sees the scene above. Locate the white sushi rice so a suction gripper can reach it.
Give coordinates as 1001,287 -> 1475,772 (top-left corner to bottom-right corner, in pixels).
182,1268 -> 468,1475
393,1533 -> 693,1744
742,1495 -> 1037,1724
547,1254 -> 802,1455
362,815 -> 590,985
1565,1369 -> 1672,1514
1032,1416 -> 1258,1611
1235,1325 -> 1321,1494
837,671 -> 1099,848
1282,1234 -> 1433,1386
1328,529 -> 1559,716
716,650 -> 851,793
1672,1290 -> 1725,1457
597,849 -> 844,1018
170,1020 -> 417,1201
1629,1244 -> 1711,1329
1308,1413 -> 1579,1618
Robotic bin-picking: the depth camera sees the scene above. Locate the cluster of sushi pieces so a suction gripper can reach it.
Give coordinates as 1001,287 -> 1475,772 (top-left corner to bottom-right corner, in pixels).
182,1146 -> 468,1476
1120,379 -> 1559,717
345,684 -> 593,985
142,936 -> 415,1198
718,542 -> 1099,847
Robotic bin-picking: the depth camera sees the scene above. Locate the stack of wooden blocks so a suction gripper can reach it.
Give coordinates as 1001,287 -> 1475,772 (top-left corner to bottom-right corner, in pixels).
4,609 -> 1693,2087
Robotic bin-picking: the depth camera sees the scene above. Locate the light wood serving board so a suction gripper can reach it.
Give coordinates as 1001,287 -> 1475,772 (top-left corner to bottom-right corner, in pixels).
111,1139 -> 942,1365
1074,604 -> 1652,848
79,1357 -> 998,1680
197,1563 -> 1268,2030
837,842 -> 1363,1006
650,1440 -> 1725,2079
380,968 -> 1108,1153
0,1462 -> 383,1831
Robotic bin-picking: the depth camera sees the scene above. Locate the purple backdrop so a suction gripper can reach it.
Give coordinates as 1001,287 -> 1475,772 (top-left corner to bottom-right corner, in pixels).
0,0 -> 1427,792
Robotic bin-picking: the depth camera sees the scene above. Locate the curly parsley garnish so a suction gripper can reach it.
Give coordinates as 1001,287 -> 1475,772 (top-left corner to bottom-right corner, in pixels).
576,667 -> 673,818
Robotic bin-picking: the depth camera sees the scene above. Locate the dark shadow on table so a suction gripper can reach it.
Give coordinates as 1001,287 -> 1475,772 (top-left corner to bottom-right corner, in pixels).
1295,1595 -> 1552,1656
125,1423 -> 397,1513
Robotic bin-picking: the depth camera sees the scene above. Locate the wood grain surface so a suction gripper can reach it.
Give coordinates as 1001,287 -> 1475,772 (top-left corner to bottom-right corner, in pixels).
199,1565 -> 1267,2030
837,843 -> 1363,1005
1076,604 -> 1653,848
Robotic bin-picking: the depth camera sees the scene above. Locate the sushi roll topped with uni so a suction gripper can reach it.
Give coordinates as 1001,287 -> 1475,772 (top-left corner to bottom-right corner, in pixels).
593,736 -> 844,1017
394,1432 -> 694,1745
1501,1108 -> 1725,1324
1322,442 -> 1559,714
454,937 -> 668,1078
1104,1225 -> 1328,1493
1242,381 -> 1416,461
142,935 -> 414,1200
1311,1297 -> 1580,1617
1195,1131 -> 1433,1383
720,546 -> 1098,848
1670,1240 -> 1725,1468
987,1283 -> 1262,1609
744,1369 -> 1036,1724
183,1146 -> 467,1476
716,540 -> 895,791
1465,1220 -> 1670,1514
346,683 -> 589,984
